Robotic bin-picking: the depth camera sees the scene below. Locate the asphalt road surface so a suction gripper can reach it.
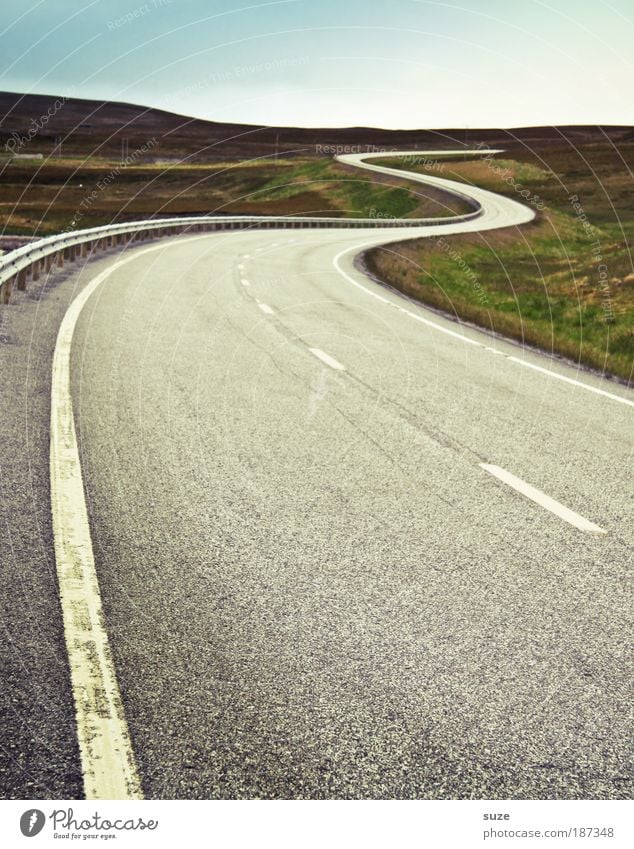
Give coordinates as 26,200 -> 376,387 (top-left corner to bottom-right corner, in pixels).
0,155 -> 632,800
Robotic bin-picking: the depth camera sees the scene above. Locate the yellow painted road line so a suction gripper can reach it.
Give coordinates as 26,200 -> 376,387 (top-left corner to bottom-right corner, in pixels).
50,237 -> 204,799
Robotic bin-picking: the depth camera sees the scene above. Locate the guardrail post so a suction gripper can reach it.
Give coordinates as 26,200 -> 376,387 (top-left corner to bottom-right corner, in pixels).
31,260 -> 40,281
1,277 -> 13,304
58,249 -> 64,268
17,268 -> 27,291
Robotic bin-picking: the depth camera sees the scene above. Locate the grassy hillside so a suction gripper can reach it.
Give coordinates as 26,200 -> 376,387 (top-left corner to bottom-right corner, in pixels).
2,91 -> 629,161
365,141 -> 634,383
0,155 -> 473,235
1,92 -> 633,381
1,91 -> 631,237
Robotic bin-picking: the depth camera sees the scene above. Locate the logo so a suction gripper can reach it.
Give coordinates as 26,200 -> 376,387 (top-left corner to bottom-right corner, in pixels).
20,810 -> 45,837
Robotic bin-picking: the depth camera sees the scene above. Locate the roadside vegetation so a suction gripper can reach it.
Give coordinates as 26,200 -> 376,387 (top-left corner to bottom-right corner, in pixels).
1,106 -> 633,383
0,155 -> 470,236
365,144 -> 634,383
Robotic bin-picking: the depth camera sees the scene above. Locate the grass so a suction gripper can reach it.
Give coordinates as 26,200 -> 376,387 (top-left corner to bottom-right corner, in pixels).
2,129 -> 633,383
365,145 -> 634,383
0,154 -> 471,236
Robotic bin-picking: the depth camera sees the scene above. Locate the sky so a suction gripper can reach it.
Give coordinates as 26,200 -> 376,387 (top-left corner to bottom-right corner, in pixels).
0,0 -> 632,128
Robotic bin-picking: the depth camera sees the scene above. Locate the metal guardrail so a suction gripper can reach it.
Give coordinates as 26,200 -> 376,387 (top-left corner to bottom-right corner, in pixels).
0,208 -> 482,305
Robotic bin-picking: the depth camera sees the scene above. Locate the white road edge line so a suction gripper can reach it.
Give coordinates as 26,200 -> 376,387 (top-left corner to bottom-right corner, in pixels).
332,245 -> 479,346
50,235 -> 205,799
479,464 -> 607,535
309,347 -> 346,370
258,302 -> 274,315
507,356 -> 634,409
333,244 -> 634,409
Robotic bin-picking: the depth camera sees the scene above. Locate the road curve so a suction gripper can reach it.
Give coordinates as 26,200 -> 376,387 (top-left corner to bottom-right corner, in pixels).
335,149 -> 536,232
0,151 -> 631,801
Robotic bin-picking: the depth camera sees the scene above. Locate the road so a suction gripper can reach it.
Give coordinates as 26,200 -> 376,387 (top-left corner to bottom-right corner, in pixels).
0,153 -> 632,800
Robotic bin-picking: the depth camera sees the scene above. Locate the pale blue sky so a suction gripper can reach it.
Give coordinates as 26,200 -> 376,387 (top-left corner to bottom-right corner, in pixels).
0,0 -> 632,127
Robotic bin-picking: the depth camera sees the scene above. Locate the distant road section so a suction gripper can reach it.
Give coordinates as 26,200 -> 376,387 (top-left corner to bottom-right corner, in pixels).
336,149 -> 535,231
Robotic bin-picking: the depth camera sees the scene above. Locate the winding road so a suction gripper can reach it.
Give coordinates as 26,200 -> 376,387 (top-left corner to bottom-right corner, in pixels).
0,152 -> 631,801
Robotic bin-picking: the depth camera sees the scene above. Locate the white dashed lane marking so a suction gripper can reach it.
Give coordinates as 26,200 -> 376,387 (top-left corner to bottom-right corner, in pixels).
480,464 -> 607,535
309,348 -> 346,371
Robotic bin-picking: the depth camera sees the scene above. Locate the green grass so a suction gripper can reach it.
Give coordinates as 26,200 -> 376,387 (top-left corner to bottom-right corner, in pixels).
365,148 -> 634,383
0,155 -> 470,235
3,140 -> 633,382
